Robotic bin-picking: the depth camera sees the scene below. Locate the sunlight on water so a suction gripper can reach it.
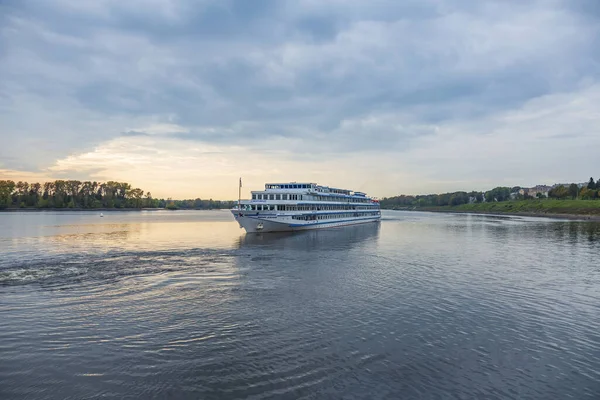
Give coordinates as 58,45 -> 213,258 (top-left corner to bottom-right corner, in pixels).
1,210 -> 599,399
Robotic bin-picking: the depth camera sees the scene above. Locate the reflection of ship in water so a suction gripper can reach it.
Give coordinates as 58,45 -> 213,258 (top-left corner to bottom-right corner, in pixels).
236,221 -> 381,251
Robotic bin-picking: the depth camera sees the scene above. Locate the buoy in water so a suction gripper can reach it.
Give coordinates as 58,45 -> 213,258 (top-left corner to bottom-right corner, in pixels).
100,213 -> 104,217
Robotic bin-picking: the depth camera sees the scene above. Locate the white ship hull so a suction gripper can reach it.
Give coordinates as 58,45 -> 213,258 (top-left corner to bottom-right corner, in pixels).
232,211 -> 380,233
232,181 -> 381,233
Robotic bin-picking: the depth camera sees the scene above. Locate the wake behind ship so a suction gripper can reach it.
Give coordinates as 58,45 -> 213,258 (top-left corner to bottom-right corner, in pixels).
232,182 -> 381,233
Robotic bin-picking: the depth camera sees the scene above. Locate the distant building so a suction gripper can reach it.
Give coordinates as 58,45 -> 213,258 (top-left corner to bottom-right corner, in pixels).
519,185 -> 551,198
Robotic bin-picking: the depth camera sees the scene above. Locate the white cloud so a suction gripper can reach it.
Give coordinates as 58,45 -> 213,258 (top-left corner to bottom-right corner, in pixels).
2,82 -> 589,200
126,123 -> 189,135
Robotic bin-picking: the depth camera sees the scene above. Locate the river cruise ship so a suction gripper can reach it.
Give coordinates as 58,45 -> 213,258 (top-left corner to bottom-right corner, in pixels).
232,182 -> 381,233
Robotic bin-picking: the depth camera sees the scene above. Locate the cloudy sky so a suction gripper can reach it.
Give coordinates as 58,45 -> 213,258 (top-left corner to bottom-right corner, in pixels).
1,0 -> 599,199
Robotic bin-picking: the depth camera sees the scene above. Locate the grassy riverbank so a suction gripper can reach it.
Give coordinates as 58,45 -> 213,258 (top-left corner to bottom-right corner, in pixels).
388,199 -> 600,219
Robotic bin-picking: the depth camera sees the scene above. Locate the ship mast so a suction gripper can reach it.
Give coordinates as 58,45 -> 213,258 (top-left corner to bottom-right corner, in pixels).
238,177 -> 242,210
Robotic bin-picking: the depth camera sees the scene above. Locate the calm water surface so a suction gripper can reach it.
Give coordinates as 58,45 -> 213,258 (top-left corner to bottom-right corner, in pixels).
1,210 -> 599,399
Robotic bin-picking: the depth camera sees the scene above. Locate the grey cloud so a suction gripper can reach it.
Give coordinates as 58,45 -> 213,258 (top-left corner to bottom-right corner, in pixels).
121,130 -> 151,137
1,0 -> 599,171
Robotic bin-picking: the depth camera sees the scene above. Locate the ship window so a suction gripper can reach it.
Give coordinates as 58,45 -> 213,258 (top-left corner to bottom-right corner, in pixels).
269,194 -> 274,200
252,194 -> 256,200
276,194 -> 281,200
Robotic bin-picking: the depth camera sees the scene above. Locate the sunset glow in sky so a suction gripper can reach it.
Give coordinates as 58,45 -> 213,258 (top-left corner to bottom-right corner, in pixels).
2,1 -> 599,199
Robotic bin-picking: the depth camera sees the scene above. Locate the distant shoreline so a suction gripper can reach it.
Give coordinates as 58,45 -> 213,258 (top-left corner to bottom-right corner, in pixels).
386,208 -> 600,221
0,208 -> 229,212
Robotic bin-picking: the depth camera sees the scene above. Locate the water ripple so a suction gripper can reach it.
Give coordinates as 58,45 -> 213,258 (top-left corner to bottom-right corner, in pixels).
1,211 -> 600,399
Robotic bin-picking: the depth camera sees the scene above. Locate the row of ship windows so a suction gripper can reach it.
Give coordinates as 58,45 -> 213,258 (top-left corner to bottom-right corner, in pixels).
244,204 -> 379,211
292,212 -> 379,221
266,184 -> 350,195
254,194 -> 299,200
266,184 -> 311,189
252,193 -> 370,203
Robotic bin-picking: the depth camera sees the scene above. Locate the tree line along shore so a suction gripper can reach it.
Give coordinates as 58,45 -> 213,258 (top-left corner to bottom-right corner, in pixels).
380,177 -> 600,217
2,177 -> 600,217
0,180 -> 235,210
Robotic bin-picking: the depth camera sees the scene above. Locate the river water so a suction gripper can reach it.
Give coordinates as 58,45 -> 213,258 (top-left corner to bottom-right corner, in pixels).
1,210 -> 599,399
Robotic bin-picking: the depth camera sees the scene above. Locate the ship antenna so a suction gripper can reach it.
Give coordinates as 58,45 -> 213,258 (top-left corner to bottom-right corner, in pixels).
238,177 -> 242,210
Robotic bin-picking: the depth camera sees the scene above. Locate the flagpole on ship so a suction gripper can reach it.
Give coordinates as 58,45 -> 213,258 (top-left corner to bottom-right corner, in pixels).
238,177 -> 242,211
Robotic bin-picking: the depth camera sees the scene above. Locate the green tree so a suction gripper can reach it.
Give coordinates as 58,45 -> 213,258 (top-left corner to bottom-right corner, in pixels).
30,182 -> 41,206
53,180 -> 67,208
66,180 -> 82,207
127,188 -> 144,208
588,177 -> 596,190
144,192 -> 153,208
15,181 -> 29,205
42,182 -> 53,201
0,180 -> 16,209
568,183 -> 579,199
549,185 -> 569,199
485,187 -> 511,202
